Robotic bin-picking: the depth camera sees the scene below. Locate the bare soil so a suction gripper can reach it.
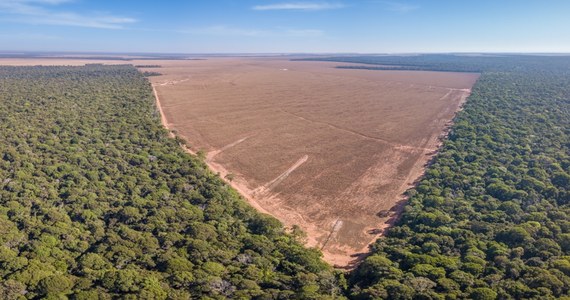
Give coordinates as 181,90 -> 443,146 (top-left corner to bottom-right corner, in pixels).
143,58 -> 478,267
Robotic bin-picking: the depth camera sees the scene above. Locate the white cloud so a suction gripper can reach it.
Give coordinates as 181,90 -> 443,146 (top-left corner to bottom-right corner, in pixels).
0,32 -> 60,39
252,2 -> 344,11
0,0 -> 136,29
19,0 -> 74,4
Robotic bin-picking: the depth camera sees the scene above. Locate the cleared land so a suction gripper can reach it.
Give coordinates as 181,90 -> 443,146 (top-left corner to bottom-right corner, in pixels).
0,56 -> 478,267
143,58 -> 479,267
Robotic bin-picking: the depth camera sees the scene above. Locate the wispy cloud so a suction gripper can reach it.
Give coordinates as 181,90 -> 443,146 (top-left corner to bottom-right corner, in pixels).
252,2 -> 345,11
0,0 -> 136,29
180,25 -> 325,38
0,32 -> 61,40
376,1 -> 419,13
19,0 -> 74,4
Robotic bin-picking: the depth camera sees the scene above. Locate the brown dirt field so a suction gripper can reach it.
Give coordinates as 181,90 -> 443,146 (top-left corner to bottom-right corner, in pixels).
1,57 -> 479,268
143,58 -> 479,267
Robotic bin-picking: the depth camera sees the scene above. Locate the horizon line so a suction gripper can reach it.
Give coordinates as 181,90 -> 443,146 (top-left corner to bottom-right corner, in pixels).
1,50 -> 570,56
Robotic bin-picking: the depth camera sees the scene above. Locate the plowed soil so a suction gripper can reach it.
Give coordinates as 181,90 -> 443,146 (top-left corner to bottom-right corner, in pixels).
143,58 -> 479,267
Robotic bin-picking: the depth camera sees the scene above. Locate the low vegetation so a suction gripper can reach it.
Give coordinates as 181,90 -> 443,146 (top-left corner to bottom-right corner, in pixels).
0,65 -> 342,299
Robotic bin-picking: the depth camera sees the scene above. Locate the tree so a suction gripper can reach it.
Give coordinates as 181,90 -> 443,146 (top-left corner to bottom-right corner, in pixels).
470,287 -> 498,300
38,274 -> 73,296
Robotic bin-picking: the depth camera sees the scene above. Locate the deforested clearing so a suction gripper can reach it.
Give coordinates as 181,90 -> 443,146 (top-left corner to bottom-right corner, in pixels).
145,57 -> 479,267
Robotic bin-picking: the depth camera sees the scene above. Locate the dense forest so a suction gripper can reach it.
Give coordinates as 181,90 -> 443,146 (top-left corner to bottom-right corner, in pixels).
0,65 -> 343,299
1,55 -> 569,299
302,55 -> 570,299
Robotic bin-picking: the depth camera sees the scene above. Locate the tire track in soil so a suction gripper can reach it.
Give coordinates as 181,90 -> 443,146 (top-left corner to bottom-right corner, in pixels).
151,81 -> 277,218
320,219 -> 344,251
206,136 -> 250,162
254,155 -> 309,196
279,108 -> 433,153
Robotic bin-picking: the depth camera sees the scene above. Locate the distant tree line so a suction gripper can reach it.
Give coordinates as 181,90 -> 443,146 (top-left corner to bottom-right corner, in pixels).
135,65 -> 162,68
142,71 -> 162,77
296,54 -> 570,73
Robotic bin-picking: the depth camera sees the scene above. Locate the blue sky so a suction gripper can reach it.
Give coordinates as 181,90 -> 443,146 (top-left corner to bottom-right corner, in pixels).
0,0 -> 569,53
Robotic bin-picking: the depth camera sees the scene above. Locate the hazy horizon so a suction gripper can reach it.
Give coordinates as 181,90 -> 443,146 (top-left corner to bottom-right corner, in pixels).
2,51 -> 570,57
